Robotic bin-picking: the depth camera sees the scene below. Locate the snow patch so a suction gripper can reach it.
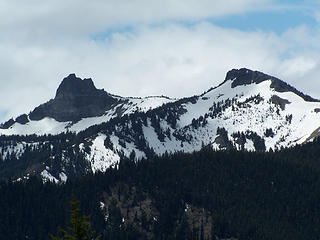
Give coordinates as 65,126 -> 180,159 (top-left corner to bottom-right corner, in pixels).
88,134 -> 120,173
59,172 -> 68,183
41,170 -> 59,183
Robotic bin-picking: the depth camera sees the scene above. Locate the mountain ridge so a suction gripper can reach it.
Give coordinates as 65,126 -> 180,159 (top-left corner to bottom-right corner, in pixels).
2,68 -> 318,130
1,68 -> 320,182
224,68 -> 319,101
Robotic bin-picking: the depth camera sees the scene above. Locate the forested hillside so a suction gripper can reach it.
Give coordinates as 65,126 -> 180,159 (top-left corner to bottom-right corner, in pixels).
1,138 -> 320,240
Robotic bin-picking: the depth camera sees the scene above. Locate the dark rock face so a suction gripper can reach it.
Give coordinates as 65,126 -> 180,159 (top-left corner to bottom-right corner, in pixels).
29,74 -> 120,122
0,114 -> 29,129
15,114 -> 29,125
225,68 -> 271,87
225,68 -> 319,102
55,74 -> 96,100
226,68 -> 292,92
0,118 -> 15,129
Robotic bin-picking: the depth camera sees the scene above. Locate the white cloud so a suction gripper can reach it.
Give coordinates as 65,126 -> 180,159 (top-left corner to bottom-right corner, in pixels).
1,0 -> 320,123
2,21 -> 320,123
0,0 -> 274,42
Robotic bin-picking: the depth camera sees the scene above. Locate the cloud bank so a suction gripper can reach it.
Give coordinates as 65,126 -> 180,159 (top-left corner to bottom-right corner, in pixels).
1,0 -> 320,122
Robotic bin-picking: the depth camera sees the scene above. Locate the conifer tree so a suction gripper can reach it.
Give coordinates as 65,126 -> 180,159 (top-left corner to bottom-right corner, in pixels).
50,197 -> 101,240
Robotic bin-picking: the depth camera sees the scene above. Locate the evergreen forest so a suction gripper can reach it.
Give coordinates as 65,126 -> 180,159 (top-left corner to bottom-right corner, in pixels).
1,138 -> 320,240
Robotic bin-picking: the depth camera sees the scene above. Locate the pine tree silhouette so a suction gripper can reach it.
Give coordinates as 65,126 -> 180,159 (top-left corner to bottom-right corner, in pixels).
50,197 -> 101,240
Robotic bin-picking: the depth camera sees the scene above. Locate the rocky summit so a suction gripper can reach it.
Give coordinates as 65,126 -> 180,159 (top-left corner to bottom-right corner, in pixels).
1,68 -> 320,182
27,73 -> 120,122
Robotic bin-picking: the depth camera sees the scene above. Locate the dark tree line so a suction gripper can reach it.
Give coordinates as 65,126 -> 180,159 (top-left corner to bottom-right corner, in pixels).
1,139 -> 320,239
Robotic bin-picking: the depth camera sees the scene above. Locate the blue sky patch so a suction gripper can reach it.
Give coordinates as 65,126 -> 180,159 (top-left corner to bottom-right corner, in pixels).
209,7 -> 317,33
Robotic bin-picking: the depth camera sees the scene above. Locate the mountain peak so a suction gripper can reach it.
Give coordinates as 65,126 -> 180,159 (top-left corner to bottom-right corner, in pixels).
55,74 -> 96,100
224,68 -> 318,102
225,68 -> 275,88
27,74 -> 119,122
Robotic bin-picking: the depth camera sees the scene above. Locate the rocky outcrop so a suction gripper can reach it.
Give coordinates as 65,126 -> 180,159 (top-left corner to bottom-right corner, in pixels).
225,68 -> 274,88
15,114 -> 29,125
28,74 -> 121,122
0,118 -> 15,129
225,68 -> 319,102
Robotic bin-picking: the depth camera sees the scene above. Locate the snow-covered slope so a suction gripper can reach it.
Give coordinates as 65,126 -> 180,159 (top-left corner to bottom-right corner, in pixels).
1,68 -> 320,181
0,96 -> 174,136
175,79 -> 320,151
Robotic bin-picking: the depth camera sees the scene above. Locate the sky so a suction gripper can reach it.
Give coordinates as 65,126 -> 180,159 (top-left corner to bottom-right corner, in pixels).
1,0 -> 320,123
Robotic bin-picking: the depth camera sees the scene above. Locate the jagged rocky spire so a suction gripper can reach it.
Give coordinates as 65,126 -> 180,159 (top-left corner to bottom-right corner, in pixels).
28,74 -> 119,122
55,74 -> 97,100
